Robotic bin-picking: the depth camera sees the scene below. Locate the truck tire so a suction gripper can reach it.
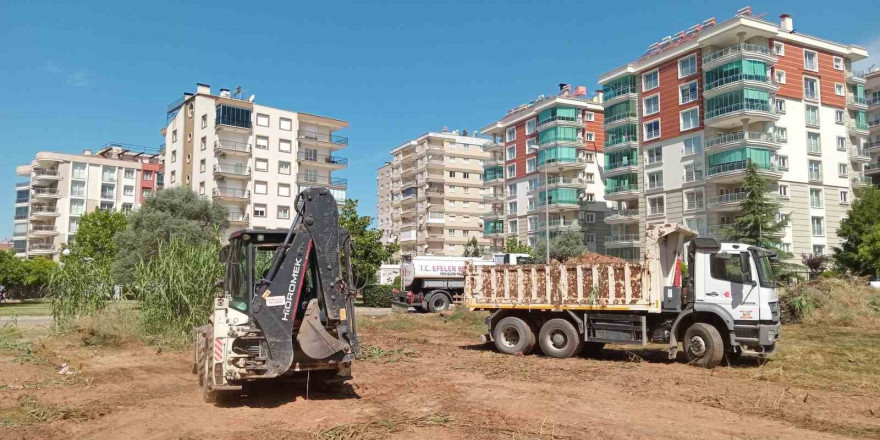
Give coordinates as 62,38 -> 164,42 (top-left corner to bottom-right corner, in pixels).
582,342 -> 605,357
538,318 -> 584,359
427,293 -> 451,313
201,326 -> 219,403
684,323 -> 724,368
493,316 -> 536,355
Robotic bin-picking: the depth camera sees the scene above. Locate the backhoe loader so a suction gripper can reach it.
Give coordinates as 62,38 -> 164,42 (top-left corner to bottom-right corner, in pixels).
192,187 -> 360,403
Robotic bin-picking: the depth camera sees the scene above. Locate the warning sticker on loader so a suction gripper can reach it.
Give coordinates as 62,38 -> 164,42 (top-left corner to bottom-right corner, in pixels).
265,296 -> 285,307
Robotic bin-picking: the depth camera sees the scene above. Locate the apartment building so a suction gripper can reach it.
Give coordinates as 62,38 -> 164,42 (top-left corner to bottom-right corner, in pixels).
864,68 -> 880,183
597,8 -> 869,260
379,130 -> 490,256
376,162 -> 394,245
13,144 -> 163,260
162,84 -> 348,231
480,85 -> 609,254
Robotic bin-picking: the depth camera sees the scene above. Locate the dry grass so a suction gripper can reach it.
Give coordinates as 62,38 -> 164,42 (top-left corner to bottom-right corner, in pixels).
0,394 -> 111,427
314,413 -> 452,440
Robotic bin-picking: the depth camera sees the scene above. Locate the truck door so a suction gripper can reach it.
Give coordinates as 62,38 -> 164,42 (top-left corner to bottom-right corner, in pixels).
703,251 -> 759,321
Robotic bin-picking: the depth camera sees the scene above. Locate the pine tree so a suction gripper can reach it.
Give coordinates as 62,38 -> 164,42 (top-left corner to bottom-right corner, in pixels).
462,236 -> 483,257
730,161 -> 788,249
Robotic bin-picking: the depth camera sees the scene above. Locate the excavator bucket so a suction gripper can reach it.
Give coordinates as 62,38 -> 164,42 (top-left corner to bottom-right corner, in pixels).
296,299 -> 348,360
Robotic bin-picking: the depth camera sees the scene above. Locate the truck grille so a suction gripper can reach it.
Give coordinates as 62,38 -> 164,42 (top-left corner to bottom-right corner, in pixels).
734,326 -> 759,339
768,301 -> 779,321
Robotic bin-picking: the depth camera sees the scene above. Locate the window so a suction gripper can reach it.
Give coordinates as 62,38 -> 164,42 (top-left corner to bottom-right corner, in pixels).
526,158 -> 536,173
143,170 -> 153,181
170,171 -> 176,183
279,139 -> 291,153
780,242 -> 792,253
172,130 -> 178,143
585,233 -> 596,244
255,158 -> 268,172
809,160 -> 822,181
508,201 -> 517,213
278,206 -> 290,219
256,114 -> 269,127
647,146 -> 662,164
773,41 -> 785,56
506,145 -> 516,160
70,181 -> 85,197
124,168 -> 135,180
778,184 -> 789,198
679,81 -> 698,104
123,185 -> 134,196
643,94 -> 659,115
526,138 -> 538,153
835,110 -> 844,124
585,172 -> 595,183
198,182 -> 205,195
72,162 -> 87,179
448,171 -> 456,178
254,204 -> 267,218
813,245 -> 826,255
280,117 -> 292,131
462,172 -> 470,179
778,155 -> 789,170
805,105 -> 820,127
585,132 -> 595,142
141,189 -> 151,198
506,127 -> 516,142
101,184 -> 114,199
684,163 -> 703,182
642,69 -> 659,91
804,49 -> 818,71
810,188 -> 823,208
584,152 -> 594,163
647,196 -> 665,215
683,136 -> 702,156
526,118 -> 536,134
254,181 -> 267,194
507,164 -> 516,179
777,127 -> 788,142
256,136 -> 269,150
584,193 -> 595,202
837,137 -> 846,151
171,150 -> 177,163
774,70 -> 786,84
680,107 -> 699,131
278,183 -> 291,197
678,54 -> 697,78
100,201 -> 114,211
508,183 -> 517,196
647,171 -> 663,190
583,212 -> 596,222
685,190 -> 704,210
804,77 -> 819,101
775,99 -> 786,114
508,220 -> 518,234
838,163 -> 848,177
834,83 -> 845,96
584,112 -> 595,122
201,114 -> 207,128
840,190 -> 849,204
811,216 -> 824,236
278,161 -> 291,174
644,120 -> 660,141
833,56 -> 843,70
710,252 -> 749,284
807,132 -> 821,154
200,159 -> 206,172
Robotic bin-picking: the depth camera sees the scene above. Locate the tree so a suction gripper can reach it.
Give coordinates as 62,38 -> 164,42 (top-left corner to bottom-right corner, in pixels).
67,209 -> 128,266
855,222 -> 880,278
533,231 -> 586,263
801,253 -> 828,280
504,237 -> 532,255
113,187 -> 228,285
0,251 -> 56,299
729,161 -> 788,249
834,186 -> 880,275
338,199 -> 399,286
462,236 -> 483,257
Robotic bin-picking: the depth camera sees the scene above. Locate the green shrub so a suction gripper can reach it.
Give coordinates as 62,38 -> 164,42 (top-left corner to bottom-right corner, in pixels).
363,284 -> 393,308
819,270 -> 840,279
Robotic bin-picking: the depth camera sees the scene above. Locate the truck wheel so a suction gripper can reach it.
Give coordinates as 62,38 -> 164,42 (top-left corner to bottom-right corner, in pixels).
427,293 -> 451,313
538,318 -> 584,359
201,326 -> 219,403
582,342 -> 605,357
493,316 -> 536,355
684,323 -> 724,368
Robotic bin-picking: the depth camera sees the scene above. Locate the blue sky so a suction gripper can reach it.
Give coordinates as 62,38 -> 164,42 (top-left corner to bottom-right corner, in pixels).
1,0 -> 878,238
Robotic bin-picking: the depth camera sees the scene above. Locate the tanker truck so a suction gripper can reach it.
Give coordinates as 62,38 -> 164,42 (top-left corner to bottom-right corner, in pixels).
465,225 -> 781,368
393,253 -> 531,313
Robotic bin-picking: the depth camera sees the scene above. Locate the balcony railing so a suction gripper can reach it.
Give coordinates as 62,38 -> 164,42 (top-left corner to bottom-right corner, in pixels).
605,234 -> 640,243
704,74 -> 774,91
537,115 -> 580,128
216,116 -> 252,129
15,181 -> 30,188
706,160 -> 779,176
33,169 -> 60,178
228,212 -> 249,223
605,184 -> 640,195
606,159 -> 638,171
15,197 -> 29,204
705,131 -> 779,149
213,187 -> 249,198
535,219 -> 581,230
847,120 -> 869,132
604,112 -> 637,125
297,152 -> 348,166
846,70 -> 865,81
32,188 -> 59,196
297,130 -> 349,146
29,243 -> 56,252
706,192 -> 746,207
214,139 -> 251,153
606,208 -> 639,220
30,225 -> 57,233
853,173 -> 872,185
297,174 -> 348,189
847,95 -> 867,106
14,214 -> 28,220
102,174 -> 117,182
605,135 -> 639,148
603,85 -> 638,101
702,43 -> 774,65
213,163 -> 251,176
31,207 -> 58,214
705,101 -> 773,120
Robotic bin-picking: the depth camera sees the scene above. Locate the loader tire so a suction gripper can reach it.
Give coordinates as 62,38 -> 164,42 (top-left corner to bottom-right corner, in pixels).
493,316 -> 536,355
427,293 -> 451,313
684,323 -> 724,369
538,318 -> 584,359
201,325 -> 220,403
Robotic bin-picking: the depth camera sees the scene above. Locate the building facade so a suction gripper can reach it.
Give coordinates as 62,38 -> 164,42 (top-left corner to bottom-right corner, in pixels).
598,9 -> 869,259
379,131 -> 490,256
480,86 -> 609,255
162,83 -> 348,231
864,69 -> 880,183
13,145 -> 163,259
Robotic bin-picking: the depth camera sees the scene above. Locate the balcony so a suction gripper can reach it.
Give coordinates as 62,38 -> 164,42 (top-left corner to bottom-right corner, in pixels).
604,234 -> 641,248
528,199 -> 581,214
228,212 -> 249,226
602,85 -> 638,106
604,184 -> 640,201
483,173 -> 505,187
852,173 -> 872,187
15,181 -> 30,188
213,163 -> 251,179
28,243 -> 56,254
845,70 -> 866,85
865,162 -> 880,175
484,209 -> 504,221
32,188 -> 61,199
297,130 -> 349,150
604,160 -> 638,177
703,75 -> 777,99
603,112 -> 638,130
212,187 -> 250,202
850,145 -> 871,162
702,43 -> 777,70
529,176 -> 584,193
215,111 -> 253,133
705,131 -> 781,153
29,225 -> 59,237
32,169 -> 61,182
30,207 -> 59,218
214,139 -> 251,156
483,156 -> 504,167
15,197 -> 29,205
603,135 -> 639,154
482,192 -> 504,203
537,115 -> 584,131
704,101 -> 778,129
483,142 -> 505,153
297,152 -> 348,169
706,192 -> 746,211
605,208 -> 639,224
847,120 -> 869,136
706,160 -> 782,184
296,174 -> 348,189
534,218 -> 581,232
847,94 -> 868,111
537,156 -> 590,172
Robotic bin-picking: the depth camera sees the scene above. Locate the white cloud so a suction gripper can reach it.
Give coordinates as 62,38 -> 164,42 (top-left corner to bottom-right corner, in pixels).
67,71 -> 88,87
855,36 -> 880,73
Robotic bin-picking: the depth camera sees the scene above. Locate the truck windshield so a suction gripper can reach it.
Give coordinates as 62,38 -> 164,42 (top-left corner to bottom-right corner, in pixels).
753,252 -> 776,288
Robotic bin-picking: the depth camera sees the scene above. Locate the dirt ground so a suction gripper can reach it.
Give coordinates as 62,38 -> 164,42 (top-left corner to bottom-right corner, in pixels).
1,311 -> 879,440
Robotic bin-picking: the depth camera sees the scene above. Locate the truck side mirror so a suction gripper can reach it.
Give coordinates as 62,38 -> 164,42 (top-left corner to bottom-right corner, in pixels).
739,253 -> 754,285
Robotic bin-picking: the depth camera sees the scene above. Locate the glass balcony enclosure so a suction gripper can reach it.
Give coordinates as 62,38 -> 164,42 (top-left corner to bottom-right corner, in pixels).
216,105 -> 252,129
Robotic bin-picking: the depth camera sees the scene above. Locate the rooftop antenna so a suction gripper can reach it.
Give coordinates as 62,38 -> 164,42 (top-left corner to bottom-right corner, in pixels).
248,95 -> 255,102
233,85 -> 243,99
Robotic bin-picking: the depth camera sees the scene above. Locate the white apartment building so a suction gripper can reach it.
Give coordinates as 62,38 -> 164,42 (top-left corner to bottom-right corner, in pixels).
379,130 -> 490,256
864,68 -> 880,182
162,84 -> 348,231
13,145 -> 163,259
598,9 -> 869,259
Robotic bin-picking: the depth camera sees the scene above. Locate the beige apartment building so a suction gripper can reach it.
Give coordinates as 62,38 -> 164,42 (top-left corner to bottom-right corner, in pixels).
162,83 -> 349,232
864,68 -> 880,183
378,130 -> 491,256
13,144 -> 163,260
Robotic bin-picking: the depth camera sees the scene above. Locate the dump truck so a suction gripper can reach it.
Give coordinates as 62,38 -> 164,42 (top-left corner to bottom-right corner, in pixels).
393,253 -> 531,312
465,225 -> 780,368
193,188 -> 360,402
